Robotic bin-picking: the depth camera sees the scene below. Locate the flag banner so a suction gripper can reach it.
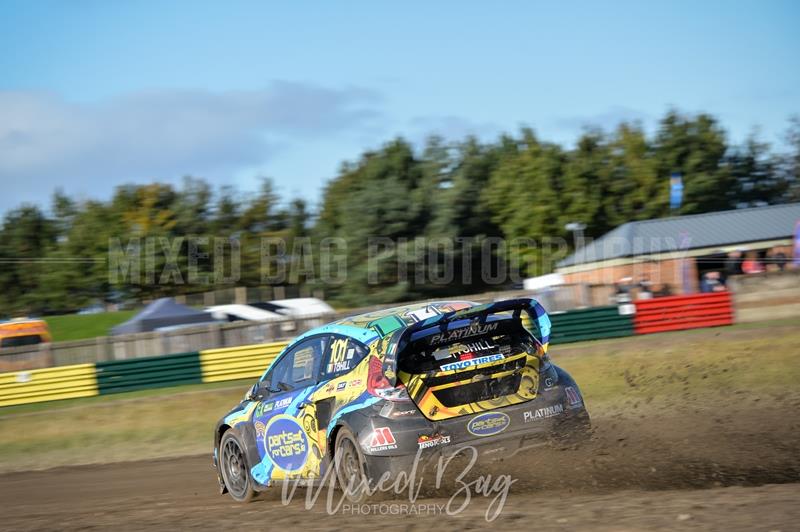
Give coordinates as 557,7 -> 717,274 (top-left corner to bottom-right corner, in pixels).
670,173 -> 683,211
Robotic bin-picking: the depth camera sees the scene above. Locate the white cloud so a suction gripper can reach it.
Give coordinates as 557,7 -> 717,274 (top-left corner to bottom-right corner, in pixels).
0,82 -> 382,212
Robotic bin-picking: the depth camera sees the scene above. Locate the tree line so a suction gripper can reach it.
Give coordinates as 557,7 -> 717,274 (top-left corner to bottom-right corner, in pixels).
2,110 -> 798,315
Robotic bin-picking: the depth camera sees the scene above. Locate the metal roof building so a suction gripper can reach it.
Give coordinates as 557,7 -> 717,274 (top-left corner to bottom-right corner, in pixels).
558,203 -> 800,271
555,203 -> 799,298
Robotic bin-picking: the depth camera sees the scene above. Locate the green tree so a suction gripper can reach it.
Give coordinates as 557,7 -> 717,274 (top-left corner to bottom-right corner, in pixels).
782,117 -> 800,202
0,206 -> 58,314
728,133 -> 787,206
653,111 -> 734,214
484,129 -> 567,276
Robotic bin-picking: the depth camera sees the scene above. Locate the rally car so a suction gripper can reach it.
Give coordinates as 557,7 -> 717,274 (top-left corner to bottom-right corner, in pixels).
213,298 -> 590,502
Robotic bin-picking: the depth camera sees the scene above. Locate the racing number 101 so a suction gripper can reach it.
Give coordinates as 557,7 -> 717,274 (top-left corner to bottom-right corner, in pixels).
327,338 -> 353,373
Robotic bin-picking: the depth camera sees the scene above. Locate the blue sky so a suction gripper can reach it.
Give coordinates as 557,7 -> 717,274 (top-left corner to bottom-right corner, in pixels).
1,0 -> 798,213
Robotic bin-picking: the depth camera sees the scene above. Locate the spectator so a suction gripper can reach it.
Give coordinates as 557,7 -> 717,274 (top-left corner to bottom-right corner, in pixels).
655,283 -> 673,297
772,250 -> 788,271
724,250 -> 743,277
637,274 -> 653,300
614,277 -> 633,304
700,271 -> 726,292
742,252 -> 765,274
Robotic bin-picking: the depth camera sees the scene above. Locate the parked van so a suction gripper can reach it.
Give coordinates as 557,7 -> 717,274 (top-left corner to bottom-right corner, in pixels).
0,318 -> 52,349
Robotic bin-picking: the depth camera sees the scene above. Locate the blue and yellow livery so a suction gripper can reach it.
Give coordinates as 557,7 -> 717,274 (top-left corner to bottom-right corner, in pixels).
212,298 -> 590,502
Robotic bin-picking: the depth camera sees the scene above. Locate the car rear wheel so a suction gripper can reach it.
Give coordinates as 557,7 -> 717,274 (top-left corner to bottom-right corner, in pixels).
334,428 -> 369,503
220,430 -> 256,502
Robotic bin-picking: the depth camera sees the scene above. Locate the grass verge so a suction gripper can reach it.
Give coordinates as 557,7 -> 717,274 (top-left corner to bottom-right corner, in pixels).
45,311 -> 137,342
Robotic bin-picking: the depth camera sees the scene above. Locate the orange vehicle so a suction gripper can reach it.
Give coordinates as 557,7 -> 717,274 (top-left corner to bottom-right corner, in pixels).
0,319 -> 52,349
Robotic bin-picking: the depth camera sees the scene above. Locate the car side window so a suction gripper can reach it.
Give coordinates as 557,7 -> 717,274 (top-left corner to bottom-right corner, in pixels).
263,336 -> 328,391
321,336 -> 369,380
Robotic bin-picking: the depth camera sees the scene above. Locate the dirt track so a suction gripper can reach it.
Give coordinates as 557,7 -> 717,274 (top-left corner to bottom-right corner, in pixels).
3,401 -> 800,531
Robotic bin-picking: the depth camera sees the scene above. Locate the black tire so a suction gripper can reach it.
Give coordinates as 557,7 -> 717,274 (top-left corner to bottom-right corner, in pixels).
219,429 -> 256,502
334,427 -> 370,503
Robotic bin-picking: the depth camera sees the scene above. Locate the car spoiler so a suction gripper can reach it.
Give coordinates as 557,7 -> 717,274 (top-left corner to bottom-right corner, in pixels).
395,297 -> 551,355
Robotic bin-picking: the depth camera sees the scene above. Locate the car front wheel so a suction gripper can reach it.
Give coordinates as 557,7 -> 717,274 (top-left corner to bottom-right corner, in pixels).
219,430 -> 256,502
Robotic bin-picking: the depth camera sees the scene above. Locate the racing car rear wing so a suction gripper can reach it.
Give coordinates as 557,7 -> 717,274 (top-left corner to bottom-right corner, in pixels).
395,298 -> 551,355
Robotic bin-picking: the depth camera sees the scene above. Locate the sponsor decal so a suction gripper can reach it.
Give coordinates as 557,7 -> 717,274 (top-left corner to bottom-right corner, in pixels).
274,397 -> 292,409
441,353 -> 504,372
255,401 -> 274,417
255,397 -> 282,417
429,321 -> 499,345
404,306 -> 441,322
365,427 -> 398,452
264,415 -> 309,472
417,433 -> 451,449
543,377 -> 555,389
324,382 -> 335,393
452,339 -> 497,358
523,403 -> 564,422
467,412 -> 510,437
336,382 -> 347,391
349,379 -> 362,388
564,386 -> 583,409
327,338 -> 355,373
391,408 -> 417,417
433,350 -> 452,361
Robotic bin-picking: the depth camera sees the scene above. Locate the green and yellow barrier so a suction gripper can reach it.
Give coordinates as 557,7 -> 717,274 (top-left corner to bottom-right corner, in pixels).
0,364 -> 99,407
549,306 -> 635,344
95,352 -> 204,395
0,342 -> 291,408
0,305 -> 640,408
199,341 -> 287,383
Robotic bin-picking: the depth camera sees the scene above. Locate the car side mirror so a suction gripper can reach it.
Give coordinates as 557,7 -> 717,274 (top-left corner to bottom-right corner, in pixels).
244,383 -> 260,401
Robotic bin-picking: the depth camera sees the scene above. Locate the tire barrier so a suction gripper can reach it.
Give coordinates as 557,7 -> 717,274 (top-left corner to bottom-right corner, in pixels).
633,292 -> 734,335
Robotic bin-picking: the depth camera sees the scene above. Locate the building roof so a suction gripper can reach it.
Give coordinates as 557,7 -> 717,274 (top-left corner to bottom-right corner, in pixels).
558,202 -> 800,268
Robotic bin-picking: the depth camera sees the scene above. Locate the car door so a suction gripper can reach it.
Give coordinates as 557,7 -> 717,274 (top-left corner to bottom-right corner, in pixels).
249,335 -> 329,483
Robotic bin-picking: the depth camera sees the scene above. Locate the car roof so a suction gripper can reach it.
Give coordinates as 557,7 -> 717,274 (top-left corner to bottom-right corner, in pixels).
291,300 -> 477,346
